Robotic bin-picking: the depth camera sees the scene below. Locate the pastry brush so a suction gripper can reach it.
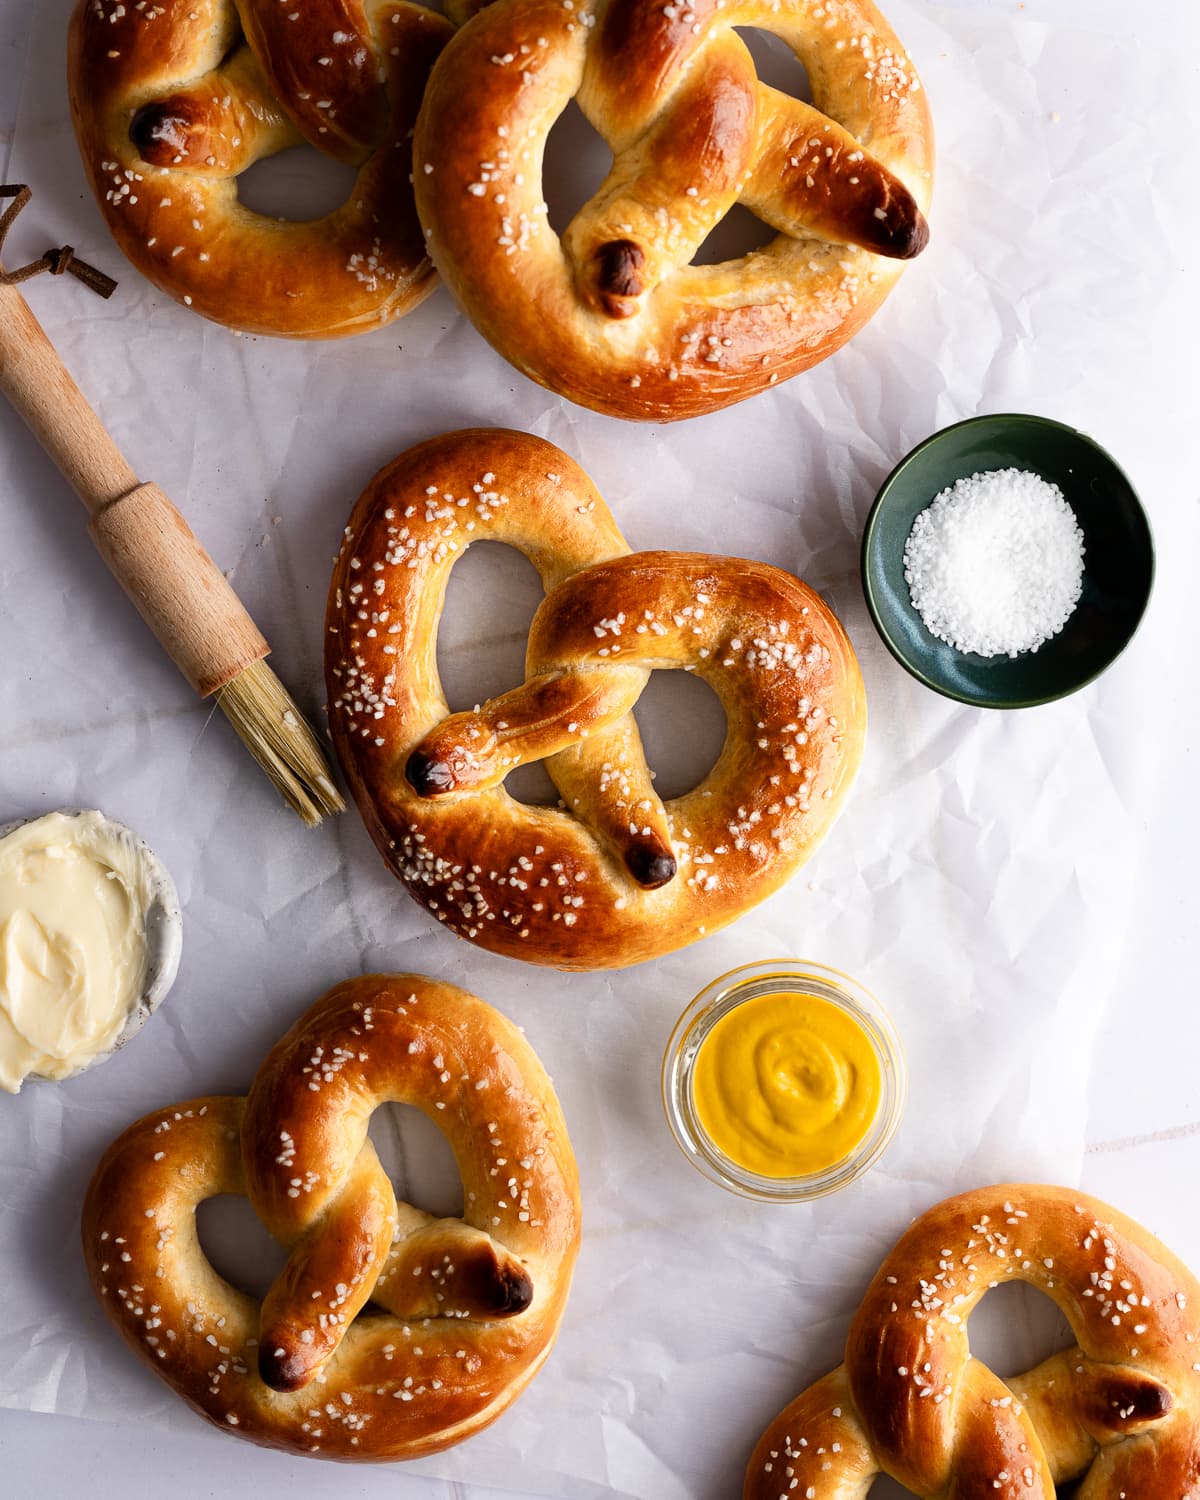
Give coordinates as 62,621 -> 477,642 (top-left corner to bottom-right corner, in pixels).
0,185 -> 343,826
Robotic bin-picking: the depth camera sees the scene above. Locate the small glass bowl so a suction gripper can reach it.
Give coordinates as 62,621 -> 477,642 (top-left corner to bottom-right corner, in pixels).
661,959 -> 906,1203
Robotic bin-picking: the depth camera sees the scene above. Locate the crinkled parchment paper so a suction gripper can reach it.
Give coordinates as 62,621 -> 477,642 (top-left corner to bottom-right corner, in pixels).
1,0 -> 1197,1495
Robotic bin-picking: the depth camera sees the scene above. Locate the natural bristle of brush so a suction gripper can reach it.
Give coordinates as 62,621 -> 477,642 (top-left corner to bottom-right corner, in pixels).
215,659 -> 345,827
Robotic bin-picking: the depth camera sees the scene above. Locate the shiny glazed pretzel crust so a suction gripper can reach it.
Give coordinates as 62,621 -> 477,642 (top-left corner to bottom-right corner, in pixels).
744,1185 -> 1200,1499
69,0 -> 452,337
325,429 -> 866,971
82,975 -> 581,1460
414,0 -> 935,420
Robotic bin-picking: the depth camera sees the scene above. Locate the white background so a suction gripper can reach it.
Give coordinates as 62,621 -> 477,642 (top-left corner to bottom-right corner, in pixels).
1,1 -> 1199,1497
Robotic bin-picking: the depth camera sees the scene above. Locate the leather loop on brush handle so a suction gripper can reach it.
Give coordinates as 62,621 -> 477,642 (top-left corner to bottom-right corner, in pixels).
89,484 -> 268,696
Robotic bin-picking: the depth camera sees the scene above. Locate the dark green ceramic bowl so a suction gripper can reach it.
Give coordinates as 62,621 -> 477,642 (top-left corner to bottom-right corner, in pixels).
861,415 -> 1154,709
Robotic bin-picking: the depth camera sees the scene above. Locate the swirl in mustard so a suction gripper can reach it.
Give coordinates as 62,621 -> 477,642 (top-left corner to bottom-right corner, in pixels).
692,991 -> 881,1178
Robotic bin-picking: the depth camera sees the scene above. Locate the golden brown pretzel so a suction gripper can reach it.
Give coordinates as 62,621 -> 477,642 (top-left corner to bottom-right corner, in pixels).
744,1184 -> 1200,1498
69,0 -> 452,336
413,0 -> 934,420
82,975 -> 580,1460
325,429 -> 866,970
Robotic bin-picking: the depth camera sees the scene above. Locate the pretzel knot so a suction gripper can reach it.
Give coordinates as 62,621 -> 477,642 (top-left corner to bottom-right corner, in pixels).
69,0 -> 453,336
325,429 -> 866,971
744,1185 -> 1200,1499
414,0 -> 934,420
82,976 -> 581,1460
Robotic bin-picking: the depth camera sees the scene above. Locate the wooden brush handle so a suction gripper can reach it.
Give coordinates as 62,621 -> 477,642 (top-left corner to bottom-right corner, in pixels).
0,272 -> 268,695
88,483 -> 269,696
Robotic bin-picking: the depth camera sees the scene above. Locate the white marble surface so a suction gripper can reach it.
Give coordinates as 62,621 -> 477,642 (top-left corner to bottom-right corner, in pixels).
2,0 -> 1199,1496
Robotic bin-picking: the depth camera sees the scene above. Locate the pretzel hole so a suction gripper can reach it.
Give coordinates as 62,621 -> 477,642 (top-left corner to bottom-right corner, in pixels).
734,28 -> 813,105
632,670 -> 726,801
236,146 -> 359,222
867,1480 -> 914,1498
436,540 -> 558,806
369,1102 -> 465,1220
196,1193 -> 287,1301
690,203 -> 778,267
542,99 -> 614,236
864,1470 -> 1058,1498
966,1279 -> 1075,1379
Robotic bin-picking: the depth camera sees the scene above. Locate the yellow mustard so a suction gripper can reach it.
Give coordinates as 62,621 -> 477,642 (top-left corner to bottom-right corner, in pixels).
692,990 -> 882,1178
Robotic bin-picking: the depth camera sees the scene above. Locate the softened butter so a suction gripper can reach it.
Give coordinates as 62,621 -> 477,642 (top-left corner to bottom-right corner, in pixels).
0,810 -> 156,1092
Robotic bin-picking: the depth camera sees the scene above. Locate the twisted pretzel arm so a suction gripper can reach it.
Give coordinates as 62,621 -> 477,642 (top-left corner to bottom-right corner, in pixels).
372,1211 -> 534,1321
547,714 -> 678,889
405,668 -> 679,888
743,89 -> 928,258
406,666 -> 648,795
1010,1347 -> 1177,1487
255,1143 -> 395,1391
237,0 -> 388,162
568,30 -> 759,317
129,45 -> 302,177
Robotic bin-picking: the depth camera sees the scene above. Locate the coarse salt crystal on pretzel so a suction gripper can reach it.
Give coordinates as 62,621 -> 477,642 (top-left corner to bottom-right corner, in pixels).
325,429 -> 866,970
69,0 -> 452,336
414,0 -> 935,420
743,1184 -> 1200,1499
82,974 -> 580,1460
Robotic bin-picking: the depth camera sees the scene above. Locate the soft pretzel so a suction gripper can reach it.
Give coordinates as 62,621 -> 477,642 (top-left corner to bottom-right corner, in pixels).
325,429 -> 865,970
69,0 -> 452,336
413,0 -> 934,420
82,975 -> 580,1460
744,1184 -> 1200,1498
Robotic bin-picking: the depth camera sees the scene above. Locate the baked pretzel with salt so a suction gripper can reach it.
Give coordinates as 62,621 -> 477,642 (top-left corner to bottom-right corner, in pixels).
69,0 -> 452,336
744,1184 -> 1200,1499
326,429 -> 865,970
83,975 -> 580,1460
414,0 -> 934,420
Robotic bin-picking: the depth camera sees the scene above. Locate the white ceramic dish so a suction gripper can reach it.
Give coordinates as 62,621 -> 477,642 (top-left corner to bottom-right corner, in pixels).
0,808 -> 183,1085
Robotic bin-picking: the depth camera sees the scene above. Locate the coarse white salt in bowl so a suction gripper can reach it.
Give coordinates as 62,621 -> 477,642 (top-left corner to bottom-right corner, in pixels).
903,469 -> 1085,658
861,414 -> 1154,709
